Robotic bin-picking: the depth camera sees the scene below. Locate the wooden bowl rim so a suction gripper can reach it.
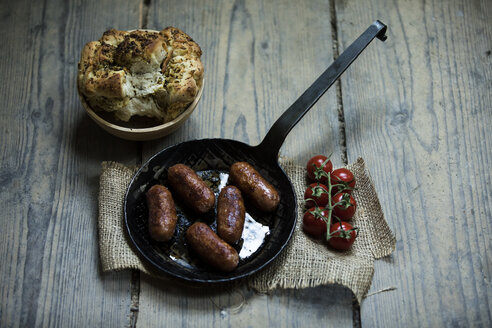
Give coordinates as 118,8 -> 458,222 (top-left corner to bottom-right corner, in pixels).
79,82 -> 203,135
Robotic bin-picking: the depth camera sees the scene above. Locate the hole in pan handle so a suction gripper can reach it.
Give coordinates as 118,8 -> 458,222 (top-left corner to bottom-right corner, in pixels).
255,20 -> 387,163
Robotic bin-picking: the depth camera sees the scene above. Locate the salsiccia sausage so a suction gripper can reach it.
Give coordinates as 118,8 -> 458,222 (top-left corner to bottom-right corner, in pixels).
229,162 -> 280,213
217,185 -> 245,244
167,164 -> 215,214
146,184 -> 177,242
186,222 -> 239,272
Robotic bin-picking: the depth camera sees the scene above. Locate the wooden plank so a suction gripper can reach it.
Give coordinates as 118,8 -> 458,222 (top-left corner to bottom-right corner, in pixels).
335,0 -> 492,326
138,0 -> 353,326
138,275 -> 354,328
0,0 -> 140,326
143,0 -> 343,167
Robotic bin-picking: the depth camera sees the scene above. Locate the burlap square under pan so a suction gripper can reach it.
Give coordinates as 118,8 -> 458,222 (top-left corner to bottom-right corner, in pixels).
98,158 -> 395,303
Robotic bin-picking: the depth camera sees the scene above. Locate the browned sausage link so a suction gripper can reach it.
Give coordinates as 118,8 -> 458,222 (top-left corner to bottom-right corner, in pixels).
146,184 -> 177,242
167,164 -> 215,214
217,185 -> 245,244
186,222 -> 239,272
229,162 -> 280,213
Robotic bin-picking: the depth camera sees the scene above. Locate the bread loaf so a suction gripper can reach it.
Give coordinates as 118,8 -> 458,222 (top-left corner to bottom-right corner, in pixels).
77,27 -> 203,123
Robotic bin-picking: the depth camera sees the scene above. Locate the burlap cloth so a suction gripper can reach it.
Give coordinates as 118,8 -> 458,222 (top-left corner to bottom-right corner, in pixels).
98,157 -> 395,303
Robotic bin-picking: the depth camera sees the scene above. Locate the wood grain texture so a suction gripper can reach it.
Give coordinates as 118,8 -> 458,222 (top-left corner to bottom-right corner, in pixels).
143,0 -> 343,167
6,0 -> 489,326
138,0 -> 353,326
137,275 -> 353,328
0,0 -> 140,326
335,0 -> 492,326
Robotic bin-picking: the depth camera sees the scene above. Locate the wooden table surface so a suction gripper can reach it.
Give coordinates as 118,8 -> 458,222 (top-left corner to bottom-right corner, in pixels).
1,0 -> 491,327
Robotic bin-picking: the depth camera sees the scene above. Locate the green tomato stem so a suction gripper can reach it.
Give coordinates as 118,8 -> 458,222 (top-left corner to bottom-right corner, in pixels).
326,172 -> 334,241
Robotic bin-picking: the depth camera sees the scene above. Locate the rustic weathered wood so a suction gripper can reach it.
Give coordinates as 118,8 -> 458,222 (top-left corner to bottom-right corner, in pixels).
335,0 -> 492,326
0,0 -> 140,326
143,0 -> 343,167
138,275 -> 354,327
4,0 -> 489,326
138,0 -> 353,326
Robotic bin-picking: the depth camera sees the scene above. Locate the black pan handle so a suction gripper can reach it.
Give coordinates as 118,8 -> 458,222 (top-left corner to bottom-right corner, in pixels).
255,20 -> 387,163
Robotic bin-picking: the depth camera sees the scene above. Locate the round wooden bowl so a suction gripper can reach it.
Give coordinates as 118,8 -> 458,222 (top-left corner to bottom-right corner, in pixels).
78,83 -> 203,141
78,28 -> 203,141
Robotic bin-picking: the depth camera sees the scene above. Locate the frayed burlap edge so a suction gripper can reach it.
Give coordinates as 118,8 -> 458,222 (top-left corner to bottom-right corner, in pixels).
98,162 -> 152,273
246,158 -> 395,302
97,158 -> 395,303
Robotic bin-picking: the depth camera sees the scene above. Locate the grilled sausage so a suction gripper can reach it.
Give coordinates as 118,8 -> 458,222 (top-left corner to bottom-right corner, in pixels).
186,222 -> 239,272
146,184 -> 177,242
217,185 -> 245,244
229,162 -> 280,213
167,164 -> 215,214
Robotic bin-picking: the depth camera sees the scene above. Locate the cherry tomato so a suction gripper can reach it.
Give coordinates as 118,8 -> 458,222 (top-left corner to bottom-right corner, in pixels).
331,192 -> 357,220
306,155 -> 333,183
330,168 -> 355,194
303,207 -> 329,238
304,183 -> 330,208
328,222 -> 357,250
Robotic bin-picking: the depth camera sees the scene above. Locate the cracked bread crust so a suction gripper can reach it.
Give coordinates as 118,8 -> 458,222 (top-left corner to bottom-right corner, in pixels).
77,27 -> 203,123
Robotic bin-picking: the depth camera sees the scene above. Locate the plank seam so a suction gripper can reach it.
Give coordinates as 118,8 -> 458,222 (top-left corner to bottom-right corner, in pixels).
139,0 -> 151,29
329,0 -> 348,166
330,0 -> 359,327
129,270 -> 140,328
130,1 -> 151,326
